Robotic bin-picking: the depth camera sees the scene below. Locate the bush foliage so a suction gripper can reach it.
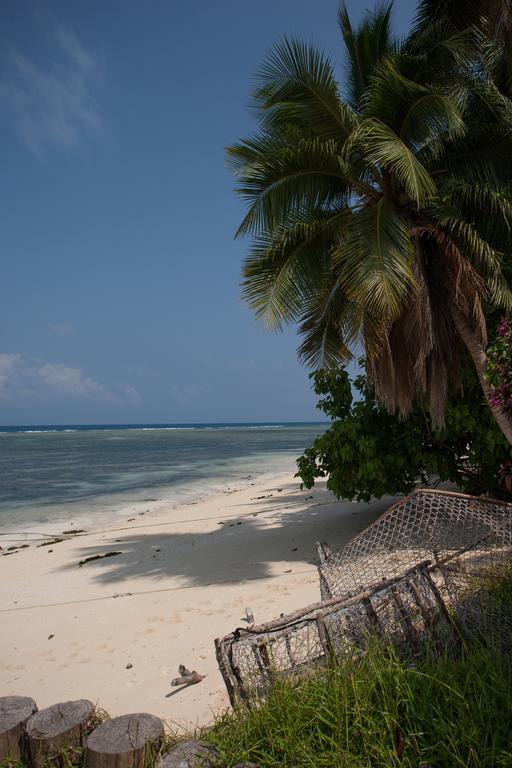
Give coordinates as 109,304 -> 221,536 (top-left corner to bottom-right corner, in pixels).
296,363 -> 511,502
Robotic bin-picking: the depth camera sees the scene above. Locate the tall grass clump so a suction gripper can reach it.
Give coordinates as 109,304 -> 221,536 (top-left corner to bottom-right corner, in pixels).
208,639 -> 512,768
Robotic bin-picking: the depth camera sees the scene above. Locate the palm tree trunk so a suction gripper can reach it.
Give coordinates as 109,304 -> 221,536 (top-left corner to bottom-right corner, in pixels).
450,305 -> 512,445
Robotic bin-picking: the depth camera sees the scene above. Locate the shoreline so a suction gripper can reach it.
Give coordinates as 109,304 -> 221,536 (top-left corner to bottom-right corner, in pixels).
0,455 -> 303,548
0,468 -> 393,728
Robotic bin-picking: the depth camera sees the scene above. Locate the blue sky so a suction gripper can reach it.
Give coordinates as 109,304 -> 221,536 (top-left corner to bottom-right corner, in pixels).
0,0 -> 415,425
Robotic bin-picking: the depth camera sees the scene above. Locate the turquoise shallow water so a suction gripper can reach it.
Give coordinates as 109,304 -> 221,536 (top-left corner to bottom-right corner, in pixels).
0,422 -> 327,531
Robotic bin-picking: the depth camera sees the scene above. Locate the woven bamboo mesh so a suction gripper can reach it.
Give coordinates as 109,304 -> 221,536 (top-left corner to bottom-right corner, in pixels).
215,489 -> 512,704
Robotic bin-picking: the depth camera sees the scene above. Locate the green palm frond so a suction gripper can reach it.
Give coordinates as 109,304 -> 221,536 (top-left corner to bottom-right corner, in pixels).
361,53 -> 429,125
443,179 -> 512,247
428,207 -> 512,308
335,197 -> 415,318
338,2 -> 394,108
231,137 -> 353,237
400,93 -> 466,151
254,38 -> 357,142
352,119 -> 437,205
297,274 -> 356,368
241,208 -> 352,328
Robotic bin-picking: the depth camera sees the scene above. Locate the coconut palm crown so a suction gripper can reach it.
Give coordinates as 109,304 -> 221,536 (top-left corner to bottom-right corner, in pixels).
227,3 -> 512,441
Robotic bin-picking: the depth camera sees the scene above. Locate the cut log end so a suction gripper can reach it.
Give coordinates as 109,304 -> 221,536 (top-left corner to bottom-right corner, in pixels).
26,699 -> 95,768
86,713 -> 164,768
0,695 -> 38,762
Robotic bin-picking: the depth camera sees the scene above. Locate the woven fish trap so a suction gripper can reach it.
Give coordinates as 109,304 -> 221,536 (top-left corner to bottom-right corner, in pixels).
215,561 -> 453,705
317,489 -> 512,649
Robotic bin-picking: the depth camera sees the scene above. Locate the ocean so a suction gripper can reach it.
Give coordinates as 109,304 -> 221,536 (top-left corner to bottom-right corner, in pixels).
0,422 -> 328,534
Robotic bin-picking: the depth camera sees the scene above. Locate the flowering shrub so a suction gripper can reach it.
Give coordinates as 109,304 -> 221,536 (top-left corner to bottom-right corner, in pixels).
486,318 -> 512,417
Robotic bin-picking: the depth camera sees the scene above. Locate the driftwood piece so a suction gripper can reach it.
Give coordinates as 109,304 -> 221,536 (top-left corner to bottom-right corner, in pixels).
157,740 -> 217,768
86,713 -> 164,768
315,541 -> 335,565
26,699 -> 94,768
0,695 -> 38,762
170,665 -> 205,687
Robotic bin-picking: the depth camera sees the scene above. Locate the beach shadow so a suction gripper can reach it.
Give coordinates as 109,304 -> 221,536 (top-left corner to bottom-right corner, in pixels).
56,482 -> 392,588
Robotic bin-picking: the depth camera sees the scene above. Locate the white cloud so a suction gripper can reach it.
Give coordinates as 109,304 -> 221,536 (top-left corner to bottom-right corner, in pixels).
0,353 -> 139,403
37,362 -> 109,398
0,16 -> 104,156
118,384 -> 141,403
0,353 -> 22,393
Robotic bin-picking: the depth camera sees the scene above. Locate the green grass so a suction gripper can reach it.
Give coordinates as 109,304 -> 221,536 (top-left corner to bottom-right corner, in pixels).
207,639 -> 512,768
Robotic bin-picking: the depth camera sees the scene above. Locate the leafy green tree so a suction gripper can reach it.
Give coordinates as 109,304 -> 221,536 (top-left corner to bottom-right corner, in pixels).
228,3 -> 512,442
296,363 -> 511,502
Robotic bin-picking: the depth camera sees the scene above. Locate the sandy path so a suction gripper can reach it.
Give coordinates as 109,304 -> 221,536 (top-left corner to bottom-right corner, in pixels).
0,472 -> 391,729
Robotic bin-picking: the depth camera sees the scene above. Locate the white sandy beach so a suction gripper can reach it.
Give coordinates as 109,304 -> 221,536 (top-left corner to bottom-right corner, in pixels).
0,472 -> 392,730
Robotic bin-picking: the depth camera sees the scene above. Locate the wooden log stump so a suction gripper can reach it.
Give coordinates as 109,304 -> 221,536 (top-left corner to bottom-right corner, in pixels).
86,713 -> 164,768
0,695 -> 38,762
157,740 -> 218,768
26,699 -> 94,768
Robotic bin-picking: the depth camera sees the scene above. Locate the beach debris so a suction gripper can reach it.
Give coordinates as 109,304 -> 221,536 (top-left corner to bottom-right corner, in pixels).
157,739 -> 217,768
125,663 -> 133,669
26,699 -> 94,768
243,607 -> 254,624
86,713 -> 164,768
315,541 -> 335,564
47,550 -> 53,553
236,521 -> 242,526
0,695 -> 38,763
170,665 -> 205,687
292,547 -> 298,552
36,538 -> 64,548
78,551 -> 122,567
62,529 -> 86,535
127,518 -> 135,522
112,592 -> 132,599
284,569 -> 292,573
217,521 -> 224,525
48,635 -> 54,640
216,561 -> 451,705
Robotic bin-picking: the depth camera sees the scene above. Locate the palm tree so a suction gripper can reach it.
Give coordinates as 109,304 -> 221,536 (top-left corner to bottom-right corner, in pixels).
227,3 -> 512,443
